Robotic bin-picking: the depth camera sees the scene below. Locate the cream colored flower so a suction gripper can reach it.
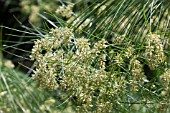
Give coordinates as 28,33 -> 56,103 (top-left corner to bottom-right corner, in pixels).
4,60 -> 15,69
55,4 -> 74,18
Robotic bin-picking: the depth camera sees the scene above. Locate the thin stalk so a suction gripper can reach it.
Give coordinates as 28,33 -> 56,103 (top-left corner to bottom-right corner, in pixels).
0,26 -> 3,67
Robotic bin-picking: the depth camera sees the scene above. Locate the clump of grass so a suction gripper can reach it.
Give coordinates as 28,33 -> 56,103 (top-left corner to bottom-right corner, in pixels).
0,62 -> 75,113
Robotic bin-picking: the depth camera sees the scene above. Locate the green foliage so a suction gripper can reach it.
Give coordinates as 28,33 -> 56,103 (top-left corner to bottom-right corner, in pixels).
1,0 -> 170,113
0,64 -> 75,113
19,0 -> 93,26
29,0 -> 170,112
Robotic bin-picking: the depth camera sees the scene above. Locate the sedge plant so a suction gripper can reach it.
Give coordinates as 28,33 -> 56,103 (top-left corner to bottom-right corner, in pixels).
1,0 -> 170,113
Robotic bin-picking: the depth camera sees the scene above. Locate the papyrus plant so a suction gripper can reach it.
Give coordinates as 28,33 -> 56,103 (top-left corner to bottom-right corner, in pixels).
29,0 -> 170,112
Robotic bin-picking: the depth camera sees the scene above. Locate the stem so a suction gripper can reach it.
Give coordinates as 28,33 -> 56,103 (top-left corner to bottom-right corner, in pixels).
0,26 -> 3,67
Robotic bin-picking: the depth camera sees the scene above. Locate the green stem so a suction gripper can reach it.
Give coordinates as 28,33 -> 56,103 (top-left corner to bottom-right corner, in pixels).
0,26 -> 3,67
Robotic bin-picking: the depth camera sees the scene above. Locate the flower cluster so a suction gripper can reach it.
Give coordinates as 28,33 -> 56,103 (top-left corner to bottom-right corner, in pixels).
111,34 -> 126,45
20,0 -> 31,14
114,53 -> 123,66
144,34 -> 166,70
4,59 -> 15,69
20,1 -> 40,23
20,0 -> 75,24
129,58 -> 147,92
31,27 -> 128,112
124,46 -> 134,58
160,69 -> 170,96
159,68 -> 170,111
55,4 -> 74,18
130,59 -> 145,78
30,27 -> 74,90
31,27 -> 169,112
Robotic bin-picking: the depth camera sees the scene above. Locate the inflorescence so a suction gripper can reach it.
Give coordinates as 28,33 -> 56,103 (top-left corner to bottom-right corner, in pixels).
30,27 -> 169,112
